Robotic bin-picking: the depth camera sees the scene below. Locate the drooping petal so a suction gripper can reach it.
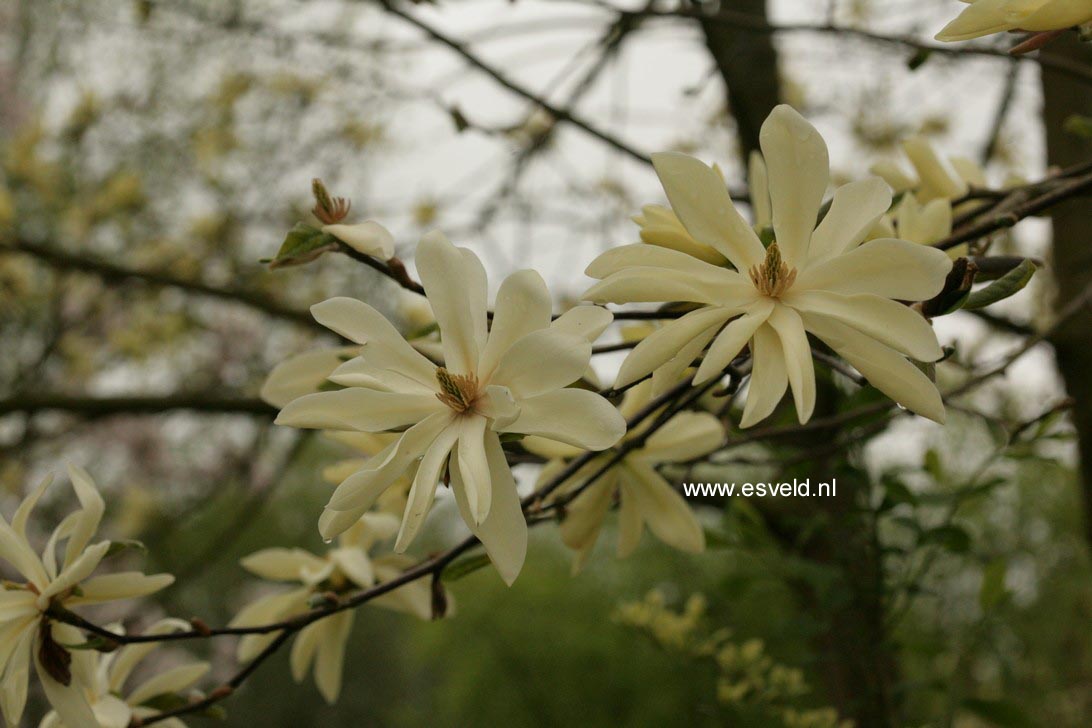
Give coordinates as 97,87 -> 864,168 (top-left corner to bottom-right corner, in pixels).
0,622 -> 33,727
806,178 -> 892,263
276,388 -> 443,432
766,305 -> 816,424
500,389 -> 625,451
415,231 -> 487,375
289,621 -> 320,684
261,348 -> 356,407
393,424 -> 460,552
239,549 -> 330,582
787,289 -> 943,361
456,415 -> 492,525
934,0 -> 1022,40
692,301 -> 773,385
490,329 -> 590,398
616,481 -> 645,558
477,269 -> 552,381
619,460 -> 704,553
650,152 -> 766,270
638,411 -> 725,465
371,556 -> 435,619
313,611 -> 354,704
794,237 -> 952,301
550,306 -> 613,342
759,105 -> 830,266
615,307 -> 735,389
740,323 -> 789,428
450,432 -> 527,585
800,312 -> 946,423
558,471 -> 616,570
34,648 -> 99,728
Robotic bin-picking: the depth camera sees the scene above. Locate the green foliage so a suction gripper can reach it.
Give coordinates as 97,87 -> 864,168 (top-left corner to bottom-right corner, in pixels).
963,259 -> 1038,310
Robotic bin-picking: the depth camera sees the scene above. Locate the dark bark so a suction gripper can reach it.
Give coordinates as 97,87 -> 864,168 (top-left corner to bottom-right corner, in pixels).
1042,34 -> 1092,543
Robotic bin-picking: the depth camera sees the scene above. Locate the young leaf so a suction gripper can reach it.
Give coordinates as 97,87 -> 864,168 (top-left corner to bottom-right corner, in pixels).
962,259 -> 1037,310
267,223 -> 338,269
442,553 -> 493,582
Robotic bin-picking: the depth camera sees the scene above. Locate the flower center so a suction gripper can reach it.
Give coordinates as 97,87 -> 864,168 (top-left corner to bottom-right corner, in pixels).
748,242 -> 797,298
435,367 -> 480,413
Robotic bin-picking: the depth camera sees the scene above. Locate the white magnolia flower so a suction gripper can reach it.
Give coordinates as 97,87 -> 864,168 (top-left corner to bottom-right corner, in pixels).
322,221 -> 395,259
275,231 -> 626,583
0,466 -> 173,728
260,347 -> 359,409
39,620 -> 209,728
936,0 -> 1092,41
321,432 -> 414,517
528,380 -> 723,572
584,105 -> 951,426
230,513 -> 434,704
870,136 -> 983,203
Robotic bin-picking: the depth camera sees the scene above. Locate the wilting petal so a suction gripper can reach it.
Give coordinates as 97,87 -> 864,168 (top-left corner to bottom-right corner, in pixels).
615,307 -> 735,389
740,324 -> 789,428
693,301 -> 773,385
478,269 -> 552,381
650,152 -> 766,270
766,305 -> 816,424
457,416 -> 492,526
69,572 -> 174,604
322,221 -> 394,259
501,389 -> 625,451
126,662 -> 210,707
276,389 -> 443,432
801,312 -> 946,423
239,549 -> 330,582
787,289 -> 943,361
416,231 -> 487,375
550,305 -> 613,342
794,237 -> 952,301
619,460 -> 704,553
394,424 -> 460,552
759,105 -> 829,266
491,329 -> 590,398
261,348 -> 356,407
450,432 -> 527,585
807,178 -> 892,263
638,411 -> 725,464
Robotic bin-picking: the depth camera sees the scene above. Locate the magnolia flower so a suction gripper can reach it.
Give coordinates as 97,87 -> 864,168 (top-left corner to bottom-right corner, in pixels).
321,432 -> 413,517
230,513 -> 433,704
584,105 -> 951,426
528,380 -> 722,572
275,231 -> 626,583
260,347 -> 358,409
0,466 -> 173,728
39,620 -> 209,728
936,0 -> 1092,42
870,136 -> 983,203
322,221 -> 395,259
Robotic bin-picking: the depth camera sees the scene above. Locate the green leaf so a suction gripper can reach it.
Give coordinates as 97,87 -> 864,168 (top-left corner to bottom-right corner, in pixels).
963,259 -> 1037,310
267,222 -> 338,269
441,553 -> 492,582
961,697 -> 1034,727
979,559 -> 1008,612
1063,114 -> 1092,140
920,524 -> 971,553
907,48 -> 932,70
105,539 -> 148,559
923,449 -> 943,481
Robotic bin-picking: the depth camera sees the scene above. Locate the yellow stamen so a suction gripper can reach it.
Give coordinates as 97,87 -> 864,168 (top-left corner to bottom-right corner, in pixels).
435,367 -> 479,413
748,242 -> 797,298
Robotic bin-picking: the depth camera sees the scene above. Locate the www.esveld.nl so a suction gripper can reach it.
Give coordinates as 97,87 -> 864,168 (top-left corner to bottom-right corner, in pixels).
682,479 -> 837,498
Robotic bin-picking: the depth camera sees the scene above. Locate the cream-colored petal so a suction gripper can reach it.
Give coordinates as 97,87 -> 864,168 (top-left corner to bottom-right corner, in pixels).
369,560 -> 434,619
633,204 -> 728,265
650,152 -> 766,270
585,243 -> 739,281
902,137 -> 967,200
329,548 -> 375,589
1022,0 -> 1092,32
12,473 -> 52,539
477,384 -> 519,428
108,619 -> 191,692
501,389 -> 625,451
638,411 -> 725,464
794,237 -> 952,301
126,663 -> 210,707
766,305 -> 816,424
289,621 -> 320,683
276,388 -> 443,432
477,269 -> 552,381
261,348 -> 356,407
394,424 -> 460,552
322,221 -> 394,259
329,346 -> 437,394
935,0 -> 1038,41
490,330 -> 590,399
456,416 -> 492,525
311,297 -> 409,352
0,592 -> 36,623
787,289 -> 943,361
558,471 -> 616,566
584,267 -> 754,307
759,105 -> 829,266
550,305 -> 613,343
801,312 -> 946,423
870,159 -> 917,192
806,178 -> 892,263
34,649 -> 98,728
616,481 -> 645,558
615,307 -> 735,389
0,624 -> 32,727
239,548 -> 329,582
692,301 -> 773,385
416,231 -> 487,375
313,611 -> 353,704
649,321 -> 721,397
63,464 -> 105,571
619,461 -> 704,553
69,572 -> 174,605
92,694 -> 131,728
740,324 -> 789,428
43,540 -> 110,602
450,432 -> 527,585
748,151 -> 772,230
0,518 -> 48,587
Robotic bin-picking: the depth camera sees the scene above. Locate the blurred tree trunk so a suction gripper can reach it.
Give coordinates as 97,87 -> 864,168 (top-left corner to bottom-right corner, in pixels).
695,2 -> 898,725
1042,35 -> 1092,543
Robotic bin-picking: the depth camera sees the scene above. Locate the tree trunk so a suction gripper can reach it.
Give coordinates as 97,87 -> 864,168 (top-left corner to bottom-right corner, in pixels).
1042,34 -> 1092,543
